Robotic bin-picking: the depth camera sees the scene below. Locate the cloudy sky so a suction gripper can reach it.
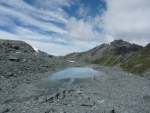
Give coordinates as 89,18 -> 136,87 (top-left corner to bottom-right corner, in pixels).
0,0 -> 150,55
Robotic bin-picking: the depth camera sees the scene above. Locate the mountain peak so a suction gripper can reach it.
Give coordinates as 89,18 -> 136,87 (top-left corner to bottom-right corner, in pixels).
109,40 -> 143,55
110,40 -> 131,47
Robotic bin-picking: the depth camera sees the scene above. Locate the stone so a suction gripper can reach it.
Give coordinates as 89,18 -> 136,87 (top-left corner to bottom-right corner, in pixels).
5,72 -> 15,78
80,104 -> 93,107
110,109 -> 116,113
9,44 -> 20,50
38,96 -> 46,103
8,56 -> 20,62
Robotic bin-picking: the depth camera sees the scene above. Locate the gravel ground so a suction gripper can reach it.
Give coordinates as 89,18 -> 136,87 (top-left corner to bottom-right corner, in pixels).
0,66 -> 150,113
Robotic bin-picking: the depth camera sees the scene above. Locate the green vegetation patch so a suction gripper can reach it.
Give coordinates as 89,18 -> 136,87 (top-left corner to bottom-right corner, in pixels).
91,49 -> 150,74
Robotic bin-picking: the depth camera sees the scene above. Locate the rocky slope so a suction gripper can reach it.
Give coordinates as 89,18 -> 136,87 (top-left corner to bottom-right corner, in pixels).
0,39 -> 150,113
0,39 -> 70,107
0,40 -> 53,78
65,40 -> 150,75
1,66 -> 150,113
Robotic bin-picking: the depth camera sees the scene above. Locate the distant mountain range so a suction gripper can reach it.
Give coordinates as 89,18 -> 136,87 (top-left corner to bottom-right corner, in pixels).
65,40 -> 150,74
1,39 -> 149,75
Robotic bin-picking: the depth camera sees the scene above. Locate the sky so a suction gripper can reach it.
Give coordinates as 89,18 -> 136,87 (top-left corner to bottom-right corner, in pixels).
0,0 -> 150,55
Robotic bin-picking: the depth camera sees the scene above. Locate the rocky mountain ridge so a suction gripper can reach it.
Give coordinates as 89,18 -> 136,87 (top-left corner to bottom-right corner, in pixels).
65,40 -> 150,74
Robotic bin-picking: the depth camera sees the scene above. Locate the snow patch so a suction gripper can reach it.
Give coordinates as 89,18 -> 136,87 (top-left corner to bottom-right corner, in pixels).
32,46 -> 39,52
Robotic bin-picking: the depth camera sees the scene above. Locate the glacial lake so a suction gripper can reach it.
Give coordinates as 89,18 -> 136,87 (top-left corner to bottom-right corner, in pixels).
48,67 -> 100,80
35,67 -> 104,92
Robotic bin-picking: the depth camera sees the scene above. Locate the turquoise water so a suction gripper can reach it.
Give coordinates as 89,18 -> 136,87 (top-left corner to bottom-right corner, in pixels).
35,67 -> 101,92
48,67 -> 99,80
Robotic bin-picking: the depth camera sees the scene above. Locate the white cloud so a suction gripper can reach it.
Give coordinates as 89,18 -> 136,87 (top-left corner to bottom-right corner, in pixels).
29,0 -> 72,8
103,0 -> 150,45
25,40 -> 78,56
24,38 -> 98,56
0,29 -> 69,55
77,4 -> 89,17
0,4 -> 67,34
0,0 -> 106,55
66,17 -> 103,42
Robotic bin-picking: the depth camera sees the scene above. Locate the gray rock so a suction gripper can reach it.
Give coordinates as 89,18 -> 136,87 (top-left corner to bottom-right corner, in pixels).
1,108 -> 10,113
5,72 -> 15,78
8,56 -> 20,62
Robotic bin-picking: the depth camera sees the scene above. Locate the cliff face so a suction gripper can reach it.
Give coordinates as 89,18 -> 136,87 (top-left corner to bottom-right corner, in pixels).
65,40 -> 150,74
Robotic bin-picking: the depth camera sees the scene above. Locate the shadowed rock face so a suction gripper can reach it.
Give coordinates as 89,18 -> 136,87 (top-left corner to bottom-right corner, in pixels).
110,40 -> 143,55
110,40 -> 131,47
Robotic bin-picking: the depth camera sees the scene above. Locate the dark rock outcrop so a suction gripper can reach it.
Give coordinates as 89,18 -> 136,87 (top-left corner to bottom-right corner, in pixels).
110,40 -> 143,55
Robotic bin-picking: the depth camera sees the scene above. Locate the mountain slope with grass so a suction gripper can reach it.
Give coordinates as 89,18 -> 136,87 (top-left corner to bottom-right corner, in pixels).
121,43 -> 150,74
65,40 -> 150,74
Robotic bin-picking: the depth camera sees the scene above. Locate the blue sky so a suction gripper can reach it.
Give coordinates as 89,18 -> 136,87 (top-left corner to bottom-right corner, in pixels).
0,0 -> 150,55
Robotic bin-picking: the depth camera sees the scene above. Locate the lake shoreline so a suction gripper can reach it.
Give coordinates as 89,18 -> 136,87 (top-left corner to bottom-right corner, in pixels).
1,64 -> 150,113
